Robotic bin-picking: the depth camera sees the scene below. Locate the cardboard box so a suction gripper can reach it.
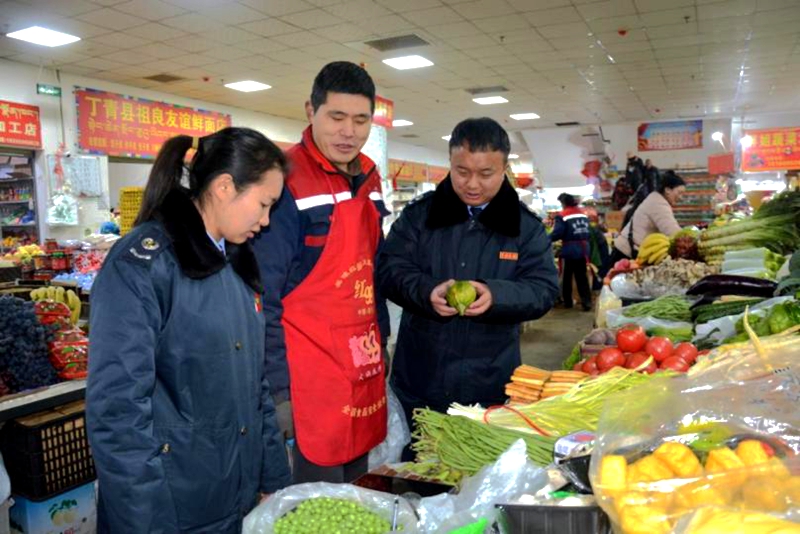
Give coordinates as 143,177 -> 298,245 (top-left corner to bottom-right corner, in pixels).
9,481 -> 95,534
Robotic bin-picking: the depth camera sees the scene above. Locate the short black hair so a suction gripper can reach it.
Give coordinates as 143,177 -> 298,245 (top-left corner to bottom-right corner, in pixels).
558,193 -> 578,207
310,61 -> 376,113
658,170 -> 686,193
448,117 -> 511,160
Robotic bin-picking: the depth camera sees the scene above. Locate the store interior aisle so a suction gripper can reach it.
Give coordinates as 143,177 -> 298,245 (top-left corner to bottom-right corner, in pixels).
520,308 -> 595,370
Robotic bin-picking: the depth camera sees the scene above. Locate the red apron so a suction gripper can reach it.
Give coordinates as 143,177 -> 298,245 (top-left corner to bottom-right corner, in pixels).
282,193 -> 387,466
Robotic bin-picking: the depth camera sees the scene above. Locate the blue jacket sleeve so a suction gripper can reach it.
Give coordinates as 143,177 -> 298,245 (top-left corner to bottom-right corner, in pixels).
483,221 -> 559,323
378,205 -> 442,321
259,377 -> 292,492
252,187 -> 302,404
86,258 -> 179,534
549,216 -> 565,243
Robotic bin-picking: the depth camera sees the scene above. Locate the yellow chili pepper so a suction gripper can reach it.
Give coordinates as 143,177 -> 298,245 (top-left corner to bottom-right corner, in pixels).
705,447 -> 747,491
653,442 -> 703,478
683,506 -> 800,533
628,454 -> 675,484
741,476 -> 788,513
599,455 -> 627,499
673,479 -> 730,513
617,492 -> 672,534
735,440 -> 770,467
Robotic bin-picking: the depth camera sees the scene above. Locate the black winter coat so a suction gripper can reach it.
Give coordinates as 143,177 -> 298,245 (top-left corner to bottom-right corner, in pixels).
379,177 -> 558,417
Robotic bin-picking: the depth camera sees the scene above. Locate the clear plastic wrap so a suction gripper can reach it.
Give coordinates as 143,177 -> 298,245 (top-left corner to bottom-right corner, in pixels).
415,440 -> 549,533
242,482 -> 420,534
589,339 -> 800,534
693,296 -> 792,344
597,286 -> 622,328
606,307 -> 693,333
369,383 -> 411,470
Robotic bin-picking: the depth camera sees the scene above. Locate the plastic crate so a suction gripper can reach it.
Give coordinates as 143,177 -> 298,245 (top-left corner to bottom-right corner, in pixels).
0,401 -> 95,501
496,504 -> 611,534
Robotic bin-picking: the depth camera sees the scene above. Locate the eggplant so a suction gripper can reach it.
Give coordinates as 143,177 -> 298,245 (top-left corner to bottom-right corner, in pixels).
686,274 -> 777,298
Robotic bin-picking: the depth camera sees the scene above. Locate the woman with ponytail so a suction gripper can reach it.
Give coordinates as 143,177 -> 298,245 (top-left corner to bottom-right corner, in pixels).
87,128 -> 291,534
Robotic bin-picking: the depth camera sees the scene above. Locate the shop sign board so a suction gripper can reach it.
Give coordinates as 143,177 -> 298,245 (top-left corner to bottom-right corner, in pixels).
373,96 -> 394,129
0,100 -> 42,149
741,127 -> 800,172
638,120 -> 703,151
75,87 -> 232,159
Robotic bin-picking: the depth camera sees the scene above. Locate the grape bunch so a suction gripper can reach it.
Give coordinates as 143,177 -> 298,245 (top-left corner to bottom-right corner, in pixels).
274,497 -> 400,534
0,295 -> 59,393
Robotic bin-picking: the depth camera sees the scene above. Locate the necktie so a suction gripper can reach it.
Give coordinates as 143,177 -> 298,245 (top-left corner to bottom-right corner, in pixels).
470,206 -> 483,220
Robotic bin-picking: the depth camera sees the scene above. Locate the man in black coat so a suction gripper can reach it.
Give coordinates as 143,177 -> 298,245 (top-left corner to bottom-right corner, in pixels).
378,117 -> 559,431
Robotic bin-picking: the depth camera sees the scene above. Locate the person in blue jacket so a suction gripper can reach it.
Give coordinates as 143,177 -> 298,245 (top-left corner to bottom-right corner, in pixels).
550,193 -> 592,311
379,117 -> 559,433
86,128 -> 291,534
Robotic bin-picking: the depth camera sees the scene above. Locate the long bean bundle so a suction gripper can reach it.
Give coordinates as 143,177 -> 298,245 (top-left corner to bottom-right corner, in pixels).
411,409 -> 556,475
621,295 -> 693,322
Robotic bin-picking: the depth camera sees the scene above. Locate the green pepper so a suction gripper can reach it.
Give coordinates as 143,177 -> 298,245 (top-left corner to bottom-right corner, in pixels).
768,303 -> 793,334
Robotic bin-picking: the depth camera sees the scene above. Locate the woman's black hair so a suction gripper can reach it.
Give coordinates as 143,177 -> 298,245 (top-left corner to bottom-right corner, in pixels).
558,193 -> 578,207
658,170 -> 686,194
135,127 -> 288,225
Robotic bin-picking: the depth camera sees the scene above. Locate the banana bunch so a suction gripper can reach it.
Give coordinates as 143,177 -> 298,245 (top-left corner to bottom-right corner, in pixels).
637,233 -> 670,265
30,286 -> 82,324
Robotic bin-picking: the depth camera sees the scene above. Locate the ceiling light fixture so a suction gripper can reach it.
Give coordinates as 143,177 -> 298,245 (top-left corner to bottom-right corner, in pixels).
740,135 -> 753,149
473,96 -> 508,105
711,131 -> 724,142
510,112 -> 540,120
224,80 -> 271,92
508,153 -> 519,159
382,55 -> 433,70
392,119 -> 413,127
6,26 -> 80,47
442,135 -> 451,141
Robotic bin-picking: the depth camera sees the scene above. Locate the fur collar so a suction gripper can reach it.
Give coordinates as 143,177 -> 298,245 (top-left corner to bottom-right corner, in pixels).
426,176 -> 521,237
153,188 -> 263,293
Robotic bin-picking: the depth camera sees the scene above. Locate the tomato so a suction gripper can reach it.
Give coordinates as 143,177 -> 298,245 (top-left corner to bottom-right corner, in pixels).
698,349 -> 711,357
645,336 -> 674,363
625,352 -> 657,374
616,324 -> 647,353
597,347 -> 626,372
660,356 -> 690,373
672,342 -> 698,365
573,361 -> 584,371
581,356 -> 599,374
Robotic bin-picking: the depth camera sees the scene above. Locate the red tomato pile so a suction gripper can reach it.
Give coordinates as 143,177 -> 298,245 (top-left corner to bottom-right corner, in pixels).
573,324 -> 707,376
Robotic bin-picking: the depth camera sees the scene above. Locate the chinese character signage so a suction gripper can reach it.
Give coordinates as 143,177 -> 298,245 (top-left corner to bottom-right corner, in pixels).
708,152 -> 734,175
75,87 -> 232,159
372,96 -> 393,129
0,100 -> 42,149
638,120 -> 703,151
741,127 -> 800,172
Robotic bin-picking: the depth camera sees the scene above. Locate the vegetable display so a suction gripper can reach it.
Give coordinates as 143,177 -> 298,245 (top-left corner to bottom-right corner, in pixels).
636,233 -> 670,265
686,274 -> 777,298
274,498 -> 398,534
691,298 -> 765,324
596,440 -> 800,534
626,258 -> 718,297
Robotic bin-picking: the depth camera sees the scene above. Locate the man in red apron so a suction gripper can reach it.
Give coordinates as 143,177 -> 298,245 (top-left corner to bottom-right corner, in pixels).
252,62 -> 389,483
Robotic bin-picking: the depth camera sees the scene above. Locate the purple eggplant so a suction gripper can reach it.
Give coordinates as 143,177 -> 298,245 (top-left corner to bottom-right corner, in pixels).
686,274 -> 778,298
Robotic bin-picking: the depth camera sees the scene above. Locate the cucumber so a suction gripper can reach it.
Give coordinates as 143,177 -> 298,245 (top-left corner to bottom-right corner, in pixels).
692,298 -> 766,323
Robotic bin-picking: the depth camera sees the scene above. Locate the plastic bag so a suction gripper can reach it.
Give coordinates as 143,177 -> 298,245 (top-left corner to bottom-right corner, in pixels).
693,296 -> 793,344
416,440 -> 548,533
369,383 -> 411,470
589,340 -> 800,534
242,482 -> 420,534
606,307 -> 693,333
596,285 -> 622,328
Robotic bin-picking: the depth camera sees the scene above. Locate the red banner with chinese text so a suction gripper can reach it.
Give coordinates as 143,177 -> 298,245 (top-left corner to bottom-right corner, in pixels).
741,127 -> 800,172
373,96 -> 394,129
0,100 -> 42,149
75,88 -> 232,159
708,152 -> 734,175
